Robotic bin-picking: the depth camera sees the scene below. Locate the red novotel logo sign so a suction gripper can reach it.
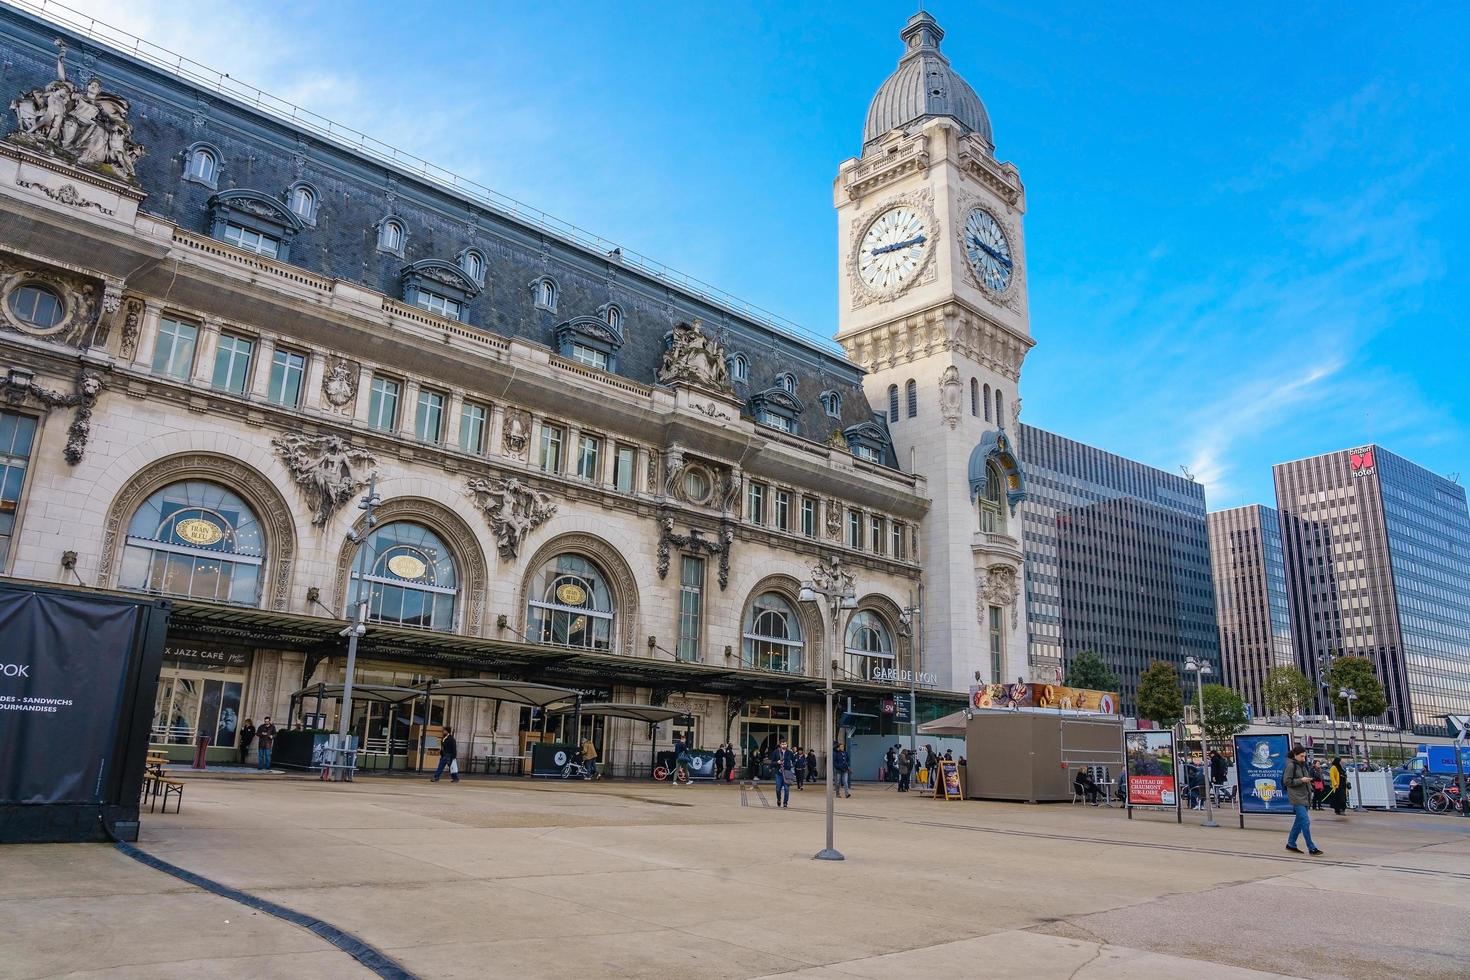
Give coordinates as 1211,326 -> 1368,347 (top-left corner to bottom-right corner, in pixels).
1349,447 -> 1375,477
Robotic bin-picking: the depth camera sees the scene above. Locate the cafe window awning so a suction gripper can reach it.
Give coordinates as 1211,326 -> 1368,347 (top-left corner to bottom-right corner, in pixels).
553,702 -> 687,724
417,678 -> 579,707
290,683 -> 421,704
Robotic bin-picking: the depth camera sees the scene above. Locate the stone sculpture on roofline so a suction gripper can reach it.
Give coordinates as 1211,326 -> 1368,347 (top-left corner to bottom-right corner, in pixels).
8,39 -> 145,183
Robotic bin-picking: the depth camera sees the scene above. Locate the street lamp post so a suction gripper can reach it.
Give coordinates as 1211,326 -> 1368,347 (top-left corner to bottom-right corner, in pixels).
1339,687 -> 1361,810
800,554 -> 856,863
1183,656 -> 1218,828
334,475 -> 382,781
1317,650 -> 1338,754
900,587 -> 923,760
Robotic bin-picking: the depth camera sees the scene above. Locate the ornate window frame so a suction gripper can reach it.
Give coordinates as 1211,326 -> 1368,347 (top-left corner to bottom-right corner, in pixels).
98,453 -> 297,612
748,385 -> 803,434
531,276 -> 558,313
738,574 -> 825,678
401,259 -> 480,323
182,141 -> 222,190
967,429 -> 1026,515
554,315 -> 624,372
516,533 -> 640,656
206,189 -> 304,260
728,353 -> 749,384
457,247 -> 487,286
842,421 -> 891,465
285,180 -> 320,225
376,215 -> 407,258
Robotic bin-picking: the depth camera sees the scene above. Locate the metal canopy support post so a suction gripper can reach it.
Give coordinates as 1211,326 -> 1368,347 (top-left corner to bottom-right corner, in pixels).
416,679 -> 435,774
314,682 -> 325,728
334,475 -> 381,781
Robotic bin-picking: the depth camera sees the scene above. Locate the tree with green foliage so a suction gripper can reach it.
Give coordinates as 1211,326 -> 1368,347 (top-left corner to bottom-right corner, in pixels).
1136,660 -> 1185,728
1199,683 -> 1249,747
1065,649 -> 1118,692
1262,665 -> 1315,744
1326,656 -> 1387,719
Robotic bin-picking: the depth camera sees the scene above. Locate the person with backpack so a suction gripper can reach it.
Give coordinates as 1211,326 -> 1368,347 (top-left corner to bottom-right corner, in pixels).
1283,744 -> 1324,855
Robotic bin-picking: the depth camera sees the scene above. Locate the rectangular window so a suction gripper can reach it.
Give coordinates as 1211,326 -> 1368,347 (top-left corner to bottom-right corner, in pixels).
539,423 -> 564,474
870,515 -> 884,554
413,290 -> 461,319
266,348 -> 306,408
989,605 -> 1004,681
677,556 -> 704,662
847,510 -> 862,549
613,445 -> 636,492
0,411 -> 37,570
576,433 -> 601,481
458,401 -> 487,454
368,376 -> 400,432
801,497 -> 816,537
775,490 -> 791,532
571,344 -> 608,370
151,317 -> 198,380
891,521 -> 905,559
221,223 -> 280,258
414,389 -> 445,443
854,444 -> 881,463
747,482 -> 766,525
758,411 -> 795,434
210,332 -> 254,394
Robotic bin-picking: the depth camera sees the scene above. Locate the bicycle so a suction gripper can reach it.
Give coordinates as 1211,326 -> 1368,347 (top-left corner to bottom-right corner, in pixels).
1425,788 -> 1466,815
561,760 -> 593,780
652,761 -> 691,785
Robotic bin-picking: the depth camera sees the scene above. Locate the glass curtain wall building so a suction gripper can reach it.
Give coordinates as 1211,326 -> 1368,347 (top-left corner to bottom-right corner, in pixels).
1207,505 -> 1294,717
1274,445 -> 1470,734
1019,424 -> 1218,715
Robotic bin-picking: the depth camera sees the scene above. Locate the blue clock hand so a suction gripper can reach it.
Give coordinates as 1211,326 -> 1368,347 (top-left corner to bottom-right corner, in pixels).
967,236 -> 1013,268
871,234 -> 927,256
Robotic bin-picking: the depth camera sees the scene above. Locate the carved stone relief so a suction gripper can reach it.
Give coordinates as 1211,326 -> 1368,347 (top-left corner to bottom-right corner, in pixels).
824,498 -> 843,540
1,367 -> 103,464
271,431 -> 377,527
939,365 -> 962,429
657,508 -> 733,589
978,563 -> 1021,628
465,476 -> 557,561
0,257 -> 102,348
657,319 -> 732,392
320,355 -> 359,414
7,39 -> 145,182
118,297 -> 143,359
501,408 -> 530,459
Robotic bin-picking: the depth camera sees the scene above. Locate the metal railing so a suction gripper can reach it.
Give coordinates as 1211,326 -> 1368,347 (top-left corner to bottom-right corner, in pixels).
8,0 -> 843,356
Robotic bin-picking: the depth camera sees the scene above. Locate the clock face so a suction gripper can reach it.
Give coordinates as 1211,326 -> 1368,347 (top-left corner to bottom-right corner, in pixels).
963,208 -> 1013,293
858,207 -> 929,292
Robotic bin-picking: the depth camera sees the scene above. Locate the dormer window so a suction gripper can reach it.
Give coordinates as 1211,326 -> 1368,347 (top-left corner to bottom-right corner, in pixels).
206,189 -> 302,262
820,390 -> 842,419
758,411 -> 796,434
532,277 -> 558,312
603,304 -> 624,332
748,384 -> 803,436
400,259 -> 480,323
730,353 -> 749,384
183,142 -> 221,188
458,248 -> 485,285
287,183 -> 317,222
777,372 -> 796,395
378,218 -> 405,256
843,421 -> 893,468
555,315 -> 624,372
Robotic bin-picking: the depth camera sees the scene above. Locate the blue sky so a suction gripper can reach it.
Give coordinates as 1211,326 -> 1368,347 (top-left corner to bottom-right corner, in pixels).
85,1 -> 1468,507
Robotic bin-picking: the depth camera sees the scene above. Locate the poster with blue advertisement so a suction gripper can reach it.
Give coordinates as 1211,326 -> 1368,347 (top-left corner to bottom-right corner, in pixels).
1234,733 -> 1293,824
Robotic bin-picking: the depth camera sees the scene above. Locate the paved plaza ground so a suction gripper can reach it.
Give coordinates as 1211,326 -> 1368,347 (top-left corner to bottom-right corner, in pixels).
4,774 -> 1469,979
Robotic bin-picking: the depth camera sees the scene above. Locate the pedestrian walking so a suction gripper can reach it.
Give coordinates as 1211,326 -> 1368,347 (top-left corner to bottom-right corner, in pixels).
1309,756 -> 1327,810
884,745 -> 898,783
806,747 -> 818,785
897,747 -> 914,792
254,716 -> 277,771
833,740 -> 851,798
1283,745 -> 1324,855
1329,756 -> 1348,815
582,735 -> 599,780
793,745 -> 806,790
239,718 -> 255,766
432,727 -> 461,782
771,739 -> 793,808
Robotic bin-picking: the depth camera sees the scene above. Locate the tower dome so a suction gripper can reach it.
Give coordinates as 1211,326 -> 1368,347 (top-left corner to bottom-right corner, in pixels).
863,11 -> 992,150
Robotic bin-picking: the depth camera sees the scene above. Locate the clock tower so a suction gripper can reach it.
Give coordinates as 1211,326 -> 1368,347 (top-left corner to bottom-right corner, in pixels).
835,11 -> 1036,692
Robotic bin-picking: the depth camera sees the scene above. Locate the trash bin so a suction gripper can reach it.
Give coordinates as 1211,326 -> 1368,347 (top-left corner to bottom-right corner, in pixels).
192,734 -> 211,769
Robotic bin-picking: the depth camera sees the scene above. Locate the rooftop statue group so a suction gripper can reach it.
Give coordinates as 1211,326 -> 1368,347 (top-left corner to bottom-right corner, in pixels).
657,320 -> 732,392
8,40 -> 144,182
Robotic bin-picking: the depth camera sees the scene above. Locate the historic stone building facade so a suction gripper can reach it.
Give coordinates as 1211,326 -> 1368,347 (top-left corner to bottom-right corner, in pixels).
0,7 -> 950,768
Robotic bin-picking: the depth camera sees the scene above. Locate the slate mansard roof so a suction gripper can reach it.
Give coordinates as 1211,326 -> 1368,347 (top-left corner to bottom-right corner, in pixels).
0,5 -> 897,465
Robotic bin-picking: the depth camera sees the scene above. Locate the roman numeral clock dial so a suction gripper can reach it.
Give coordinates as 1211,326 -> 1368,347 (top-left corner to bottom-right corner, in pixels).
857,206 -> 929,293
963,207 -> 1013,294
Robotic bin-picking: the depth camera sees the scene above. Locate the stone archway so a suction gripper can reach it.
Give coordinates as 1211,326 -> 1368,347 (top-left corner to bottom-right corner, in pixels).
331,497 -> 488,636
739,573 -> 825,679
98,452 -> 298,611
516,533 -> 641,656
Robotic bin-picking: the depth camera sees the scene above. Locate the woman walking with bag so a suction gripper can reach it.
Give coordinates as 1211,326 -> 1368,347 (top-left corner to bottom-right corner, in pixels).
1283,745 -> 1323,855
1329,756 -> 1349,815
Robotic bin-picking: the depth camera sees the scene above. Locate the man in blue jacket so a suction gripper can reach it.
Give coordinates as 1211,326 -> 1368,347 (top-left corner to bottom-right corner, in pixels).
833,741 -> 852,798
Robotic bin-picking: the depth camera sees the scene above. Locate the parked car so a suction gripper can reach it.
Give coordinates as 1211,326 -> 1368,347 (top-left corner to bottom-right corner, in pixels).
1394,772 -> 1421,808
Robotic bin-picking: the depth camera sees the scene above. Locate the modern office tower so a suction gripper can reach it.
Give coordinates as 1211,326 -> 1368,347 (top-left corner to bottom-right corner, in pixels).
1019,424 -> 1219,715
1274,446 -> 1470,734
1208,505 -> 1294,717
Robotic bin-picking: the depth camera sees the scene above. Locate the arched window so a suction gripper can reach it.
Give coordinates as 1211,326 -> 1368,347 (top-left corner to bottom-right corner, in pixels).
604,304 -> 624,332
287,185 -> 315,219
459,249 -> 484,283
979,461 -> 1006,534
378,218 -> 404,253
845,609 -> 895,680
533,277 -> 558,311
995,389 -> 1004,426
821,391 -> 842,419
351,521 -> 459,630
8,283 -> 65,330
120,481 -> 264,605
777,372 -> 796,395
887,384 -> 899,422
730,353 -> 749,383
905,379 -> 918,419
528,553 -> 615,651
742,592 -> 804,673
970,378 -> 979,417
187,147 -> 216,183
983,383 -> 992,422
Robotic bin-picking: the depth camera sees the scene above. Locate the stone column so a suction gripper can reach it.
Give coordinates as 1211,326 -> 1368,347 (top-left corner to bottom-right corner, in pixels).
489,404 -> 506,458
303,351 -> 327,413
191,318 -> 222,387
134,302 -> 164,370
251,337 -> 276,399
353,366 -> 374,425
444,392 -> 464,451
400,380 -> 421,440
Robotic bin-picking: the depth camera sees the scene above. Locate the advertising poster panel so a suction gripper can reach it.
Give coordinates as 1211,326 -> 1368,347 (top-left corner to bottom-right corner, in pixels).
1125,730 -> 1177,810
1234,733 -> 1293,818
